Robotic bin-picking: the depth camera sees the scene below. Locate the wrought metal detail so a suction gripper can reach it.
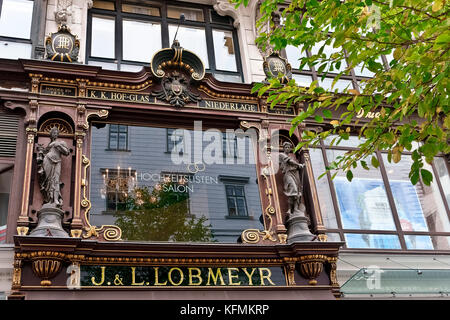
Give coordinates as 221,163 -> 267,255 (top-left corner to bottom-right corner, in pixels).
298,254 -> 327,285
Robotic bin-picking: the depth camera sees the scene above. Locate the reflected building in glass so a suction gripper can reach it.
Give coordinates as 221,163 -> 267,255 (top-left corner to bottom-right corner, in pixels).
0,0 -> 448,301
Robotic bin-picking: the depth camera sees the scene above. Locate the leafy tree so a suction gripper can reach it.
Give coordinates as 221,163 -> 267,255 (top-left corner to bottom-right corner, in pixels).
114,181 -> 215,242
233,0 -> 449,185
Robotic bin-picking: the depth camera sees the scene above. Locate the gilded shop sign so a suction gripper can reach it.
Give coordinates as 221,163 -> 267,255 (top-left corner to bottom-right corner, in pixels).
87,89 -> 155,103
198,100 -> 258,112
80,265 -> 286,287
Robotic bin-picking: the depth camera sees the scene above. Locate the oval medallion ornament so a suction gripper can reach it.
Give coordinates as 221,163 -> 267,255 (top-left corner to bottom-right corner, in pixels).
263,50 -> 292,84
45,24 -> 80,63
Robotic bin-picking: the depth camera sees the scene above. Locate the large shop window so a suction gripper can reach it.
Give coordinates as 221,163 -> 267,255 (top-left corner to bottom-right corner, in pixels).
310,136 -> 450,251
90,123 -> 263,243
0,0 -> 34,59
88,0 -> 243,82
281,16 -> 391,93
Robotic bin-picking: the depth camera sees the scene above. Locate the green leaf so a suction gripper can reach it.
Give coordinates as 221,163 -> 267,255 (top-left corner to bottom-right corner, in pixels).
323,109 -> 333,119
420,169 -> 433,186
315,115 -> 324,123
371,155 -> 379,168
346,170 -> 353,182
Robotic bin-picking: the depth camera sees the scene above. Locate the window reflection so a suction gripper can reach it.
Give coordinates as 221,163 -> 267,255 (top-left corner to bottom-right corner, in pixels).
0,165 -> 12,244
90,124 -> 263,243
344,233 -> 401,249
168,25 -> 209,68
327,150 -> 397,231
309,148 -> 338,228
285,45 -> 309,70
167,6 -> 204,22
122,20 -> 161,62
382,154 -> 450,233
91,16 -> 116,59
212,29 -> 237,72
0,0 -> 33,39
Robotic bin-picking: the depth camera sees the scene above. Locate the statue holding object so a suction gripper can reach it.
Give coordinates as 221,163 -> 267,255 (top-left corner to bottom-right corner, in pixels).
30,127 -> 70,237
279,141 -> 316,242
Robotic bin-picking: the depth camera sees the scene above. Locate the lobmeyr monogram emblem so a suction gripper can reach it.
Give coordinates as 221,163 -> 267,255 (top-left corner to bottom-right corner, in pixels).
153,71 -> 200,107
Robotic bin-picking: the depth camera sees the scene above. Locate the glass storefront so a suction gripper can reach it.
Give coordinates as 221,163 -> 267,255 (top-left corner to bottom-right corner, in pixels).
89,123 -> 263,243
310,136 -> 450,250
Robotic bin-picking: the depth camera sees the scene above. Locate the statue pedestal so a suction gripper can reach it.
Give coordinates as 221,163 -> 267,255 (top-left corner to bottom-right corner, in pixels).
286,206 -> 316,243
29,204 -> 69,237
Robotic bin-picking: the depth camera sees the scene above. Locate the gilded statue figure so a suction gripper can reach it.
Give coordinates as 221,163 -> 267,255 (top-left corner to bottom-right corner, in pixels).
279,141 -> 305,217
37,127 -> 70,207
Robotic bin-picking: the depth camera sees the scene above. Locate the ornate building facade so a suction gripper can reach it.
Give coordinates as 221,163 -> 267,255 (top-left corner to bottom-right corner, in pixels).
0,0 -> 448,300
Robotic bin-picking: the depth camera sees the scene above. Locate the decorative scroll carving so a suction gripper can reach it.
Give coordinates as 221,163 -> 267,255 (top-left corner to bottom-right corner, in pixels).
80,155 -> 122,241
83,109 -> 108,129
30,251 -> 66,286
298,254 -> 327,285
212,0 -> 240,28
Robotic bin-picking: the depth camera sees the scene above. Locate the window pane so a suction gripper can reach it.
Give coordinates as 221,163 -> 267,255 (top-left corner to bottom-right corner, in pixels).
122,4 -> 160,16
319,77 -> 352,92
236,198 -> 247,216
431,236 -> 450,250
405,235 -> 434,250
109,134 -> 117,149
91,16 -> 115,59
118,133 -> 127,149
382,154 -> 450,232
309,148 -> 338,228
344,233 -> 401,249
167,6 -> 204,21
324,134 -> 366,147
227,197 -> 237,215
286,45 -> 308,70
0,0 -> 33,39
326,233 -> 342,242
90,124 -> 263,243
213,73 -> 241,83
212,29 -> 237,72
0,41 -> 32,59
123,20 -> 161,62
119,125 -> 127,133
434,157 -> 450,207
0,166 -> 13,243
169,25 -> 209,68
292,74 -> 312,87
110,124 -> 118,132
327,150 -> 396,230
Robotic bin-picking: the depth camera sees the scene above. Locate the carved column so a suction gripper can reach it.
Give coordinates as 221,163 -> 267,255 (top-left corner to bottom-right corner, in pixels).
16,127 -> 37,236
283,257 -> 297,285
70,132 -> 85,236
